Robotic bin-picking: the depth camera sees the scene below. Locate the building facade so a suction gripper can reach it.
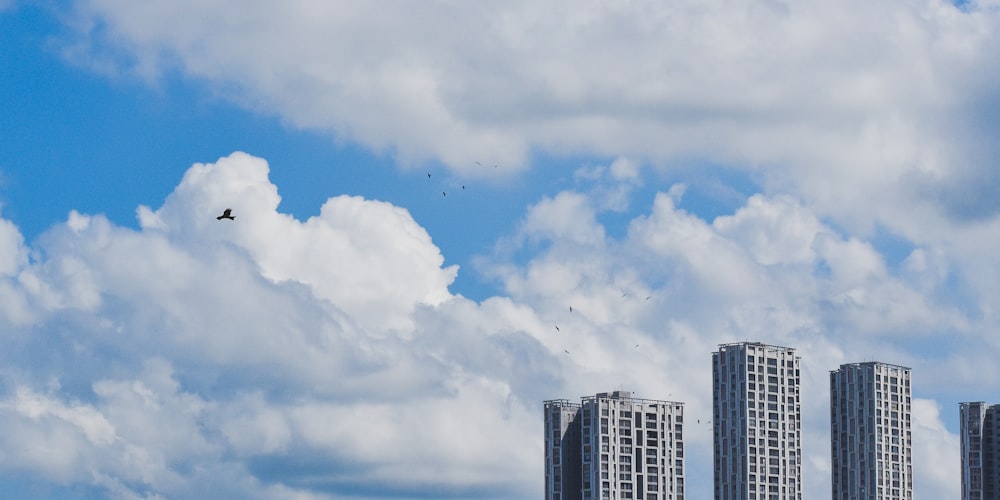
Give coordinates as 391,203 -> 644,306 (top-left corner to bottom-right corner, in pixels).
960,401 -> 1000,500
830,362 -> 912,499
546,399 -> 583,500
545,390 -> 685,500
713,342 -> 802,500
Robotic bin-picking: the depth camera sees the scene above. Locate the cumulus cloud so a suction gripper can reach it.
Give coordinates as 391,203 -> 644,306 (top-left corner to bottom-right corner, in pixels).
139,152 -> 457,334
0,152 -> 572,498
7,0 -> 1000,495
0,212 -> 31,325
0,212 -> 24,277
0,152 -> 993,498
912,398 -> 960,496
481,181 -> 980,498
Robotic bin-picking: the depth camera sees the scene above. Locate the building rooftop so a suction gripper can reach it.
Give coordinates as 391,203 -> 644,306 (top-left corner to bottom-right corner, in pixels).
580,390 -> 683,406
715,341 -> 797,353
830,361 -> 912,372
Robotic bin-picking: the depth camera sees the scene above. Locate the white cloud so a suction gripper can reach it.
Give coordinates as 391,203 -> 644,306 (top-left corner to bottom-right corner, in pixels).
912,398 -> 961,497
518,191 -> 605,246
59,0 -> 1000,241
0,212 -> 31,325
0,150 -> 996,497
139,152 -> 457,335
9,0 -> 1000,495
0,153 -> 556,497
714,194 -> 828,266
482,181 -> 996,497
0,212 -> 25,277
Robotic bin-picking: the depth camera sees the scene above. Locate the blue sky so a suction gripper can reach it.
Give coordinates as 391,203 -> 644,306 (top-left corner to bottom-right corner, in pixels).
1,1 -> 999,498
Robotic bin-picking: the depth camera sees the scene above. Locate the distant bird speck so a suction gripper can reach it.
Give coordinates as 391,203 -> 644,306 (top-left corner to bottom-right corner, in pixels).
569,306 -> 573,312
563,349 -> 570,355
427,173 -> 431,178
442,191 -> 447,197
216,208 -> 235,221
554,325 -> 560,332
645,295 -> 652,300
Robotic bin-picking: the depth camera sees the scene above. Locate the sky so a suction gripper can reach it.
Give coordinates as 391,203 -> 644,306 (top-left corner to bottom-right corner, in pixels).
1,0 -> 1000,498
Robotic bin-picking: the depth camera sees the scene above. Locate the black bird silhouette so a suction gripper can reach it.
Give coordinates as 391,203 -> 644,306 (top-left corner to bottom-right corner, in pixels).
569,306 -> 573,312
427,173 -> 431,178
554,325 -> 560,332
216,208 -> 235,221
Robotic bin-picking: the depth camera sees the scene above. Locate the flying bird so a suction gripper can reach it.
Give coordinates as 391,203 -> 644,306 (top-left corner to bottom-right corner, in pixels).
427,173 -> 432,178
554,325 -> 560,332
569,306 -> 573,312
216,208 -> 235,221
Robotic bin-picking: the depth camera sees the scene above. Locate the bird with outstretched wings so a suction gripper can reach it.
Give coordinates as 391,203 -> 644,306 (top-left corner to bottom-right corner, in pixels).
216,208 -> 235,221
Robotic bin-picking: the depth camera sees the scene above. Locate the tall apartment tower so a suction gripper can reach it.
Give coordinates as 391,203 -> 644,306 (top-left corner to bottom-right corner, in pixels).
544,390 -> 685,500
712,342 -> 802,500
829,362 -> 912,499
960,402 -> 1000,500
545,399 -> 583,500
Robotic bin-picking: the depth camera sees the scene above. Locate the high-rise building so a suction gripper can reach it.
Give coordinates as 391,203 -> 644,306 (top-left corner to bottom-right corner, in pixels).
712,342 -> 802,500
960,401 -> 1000,500
545,399 -> 583,500
544,390 -> 685,500
829,362 -> 912,499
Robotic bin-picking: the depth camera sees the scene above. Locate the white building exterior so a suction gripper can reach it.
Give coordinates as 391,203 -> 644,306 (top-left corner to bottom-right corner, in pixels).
830,362 -> 912,499
546,390 -> 685,500
713,342 -> 802,500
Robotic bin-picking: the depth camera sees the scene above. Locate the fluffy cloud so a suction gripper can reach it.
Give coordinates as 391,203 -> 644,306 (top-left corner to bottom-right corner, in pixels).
0,153 -> 571,498
0,150 -> 992,497
0,212 -> 31,325
6,0 -> 999,496
137,152 -> 456,334
484,176 -> 982,498
912,398 -> 960,496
